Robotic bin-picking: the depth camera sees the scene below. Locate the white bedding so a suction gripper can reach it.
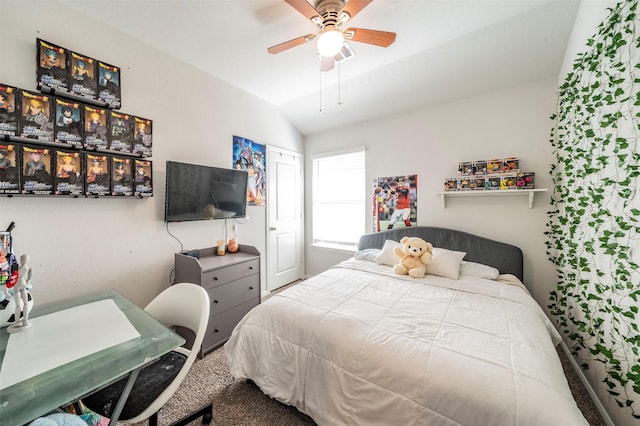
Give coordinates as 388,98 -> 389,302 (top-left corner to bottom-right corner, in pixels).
225,259 -> 588,426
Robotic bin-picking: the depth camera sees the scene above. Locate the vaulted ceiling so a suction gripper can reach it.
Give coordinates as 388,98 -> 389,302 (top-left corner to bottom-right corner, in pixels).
59,0 -> 581,136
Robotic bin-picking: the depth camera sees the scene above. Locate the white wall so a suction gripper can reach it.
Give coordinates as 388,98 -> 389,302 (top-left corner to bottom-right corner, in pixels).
0,0 -> 303,307
305,77 -> 559,309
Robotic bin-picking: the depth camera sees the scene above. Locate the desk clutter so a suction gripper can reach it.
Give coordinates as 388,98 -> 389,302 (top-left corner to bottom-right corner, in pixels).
444,156 -> 536,191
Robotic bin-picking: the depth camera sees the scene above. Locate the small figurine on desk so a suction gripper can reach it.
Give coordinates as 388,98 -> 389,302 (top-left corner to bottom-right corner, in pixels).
8,254 -> 33,333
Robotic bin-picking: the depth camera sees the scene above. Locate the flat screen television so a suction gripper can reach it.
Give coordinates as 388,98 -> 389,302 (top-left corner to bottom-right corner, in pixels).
165,161 -> 248,222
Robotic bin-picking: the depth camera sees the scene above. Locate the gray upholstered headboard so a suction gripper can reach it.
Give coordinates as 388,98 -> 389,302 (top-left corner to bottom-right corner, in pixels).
357,226 -> 524,281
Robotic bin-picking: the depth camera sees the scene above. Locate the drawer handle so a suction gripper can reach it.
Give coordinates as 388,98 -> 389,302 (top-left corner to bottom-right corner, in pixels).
214,328 -> 219,333
249,286 -> 254,290
213,277 -> 218,281
248,266 -> 253,270
214,300 -> 219,303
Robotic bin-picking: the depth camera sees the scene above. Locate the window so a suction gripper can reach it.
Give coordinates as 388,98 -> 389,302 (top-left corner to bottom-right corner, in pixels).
312,148 -> 365,250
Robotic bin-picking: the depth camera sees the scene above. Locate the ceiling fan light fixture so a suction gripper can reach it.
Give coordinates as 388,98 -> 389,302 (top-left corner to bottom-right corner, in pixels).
317,29 -> 344,57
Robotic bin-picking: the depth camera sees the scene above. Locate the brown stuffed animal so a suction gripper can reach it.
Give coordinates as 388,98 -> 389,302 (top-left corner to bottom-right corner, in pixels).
393,236 -> 433,278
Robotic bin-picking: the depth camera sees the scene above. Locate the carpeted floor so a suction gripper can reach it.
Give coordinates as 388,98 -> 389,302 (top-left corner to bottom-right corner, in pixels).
128,343 -> 606,426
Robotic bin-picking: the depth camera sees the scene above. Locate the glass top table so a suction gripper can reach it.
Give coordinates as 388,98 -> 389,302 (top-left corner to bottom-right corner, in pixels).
0,289 -> 185,425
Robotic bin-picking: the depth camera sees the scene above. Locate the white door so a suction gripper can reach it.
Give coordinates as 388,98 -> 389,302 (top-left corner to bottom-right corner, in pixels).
267,147 -> 304,292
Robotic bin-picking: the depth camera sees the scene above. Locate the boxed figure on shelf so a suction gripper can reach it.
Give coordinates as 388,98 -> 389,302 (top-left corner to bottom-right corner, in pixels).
500,172 -> 518,190
486,158 -> 502,173
21,145 -> 53,195
0,84 -> 19,137
54,98 -> 83,147
108,111 -> 133,153
0,143 -> 20,195
472,160 -> 487,176
133,116 -> 152,157
502,157 -> 519,173
36,39 -> 69,93
97,61 -> 121,109
111,156 -> 133,196
85,153 -> 110,196
517,172 -> 535,189
444,177 -> 458,192
83,105 -> 109,150
485,173 -> 501,190
69,50 -> 97,100
54,150 -> 83,196
133,159 -> 153,197
19,90 -> 53,141
457,161 -> 472,176
472,176 -> 485,190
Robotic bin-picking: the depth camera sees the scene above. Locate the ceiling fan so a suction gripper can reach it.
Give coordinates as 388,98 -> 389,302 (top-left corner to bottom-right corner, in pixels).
267,0 -> 396,72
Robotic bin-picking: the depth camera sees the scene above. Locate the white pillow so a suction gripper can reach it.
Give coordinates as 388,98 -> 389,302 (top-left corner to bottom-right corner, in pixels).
425,247 -> 466,280
354,248 -> 381,262
374,240 -> 400,266
459,260 -> 499,280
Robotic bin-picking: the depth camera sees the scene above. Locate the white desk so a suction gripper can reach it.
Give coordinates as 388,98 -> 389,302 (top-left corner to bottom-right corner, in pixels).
0,290 -> 185,425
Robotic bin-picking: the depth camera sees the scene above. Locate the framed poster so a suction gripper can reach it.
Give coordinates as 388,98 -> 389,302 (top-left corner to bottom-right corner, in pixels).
232,135 -> 266,206
372,174 -> 418,232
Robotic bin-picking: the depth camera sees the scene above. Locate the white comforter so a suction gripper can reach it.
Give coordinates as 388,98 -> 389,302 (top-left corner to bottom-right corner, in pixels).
225,259 -> 588,426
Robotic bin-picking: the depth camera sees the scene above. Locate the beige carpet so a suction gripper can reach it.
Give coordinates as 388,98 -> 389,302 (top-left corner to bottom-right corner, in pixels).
127,343 -> 606,426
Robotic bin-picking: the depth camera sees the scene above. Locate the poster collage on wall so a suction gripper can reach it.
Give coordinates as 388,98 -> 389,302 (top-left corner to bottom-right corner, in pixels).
372,175 -> 418,233
232,135 -> 266,207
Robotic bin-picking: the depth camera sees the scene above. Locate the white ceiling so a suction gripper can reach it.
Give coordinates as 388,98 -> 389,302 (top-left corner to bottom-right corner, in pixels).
58,0 -> 581,136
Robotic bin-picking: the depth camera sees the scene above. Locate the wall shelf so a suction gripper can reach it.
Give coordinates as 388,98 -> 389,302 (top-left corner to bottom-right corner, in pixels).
435,188 -> 548,209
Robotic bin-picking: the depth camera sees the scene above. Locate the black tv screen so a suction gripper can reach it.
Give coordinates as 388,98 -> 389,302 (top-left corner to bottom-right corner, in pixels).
165,161 -> 248,222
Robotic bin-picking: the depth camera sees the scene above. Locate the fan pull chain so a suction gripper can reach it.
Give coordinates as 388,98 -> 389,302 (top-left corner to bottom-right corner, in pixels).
338,61 -> 343,106
319,64 -> 323,113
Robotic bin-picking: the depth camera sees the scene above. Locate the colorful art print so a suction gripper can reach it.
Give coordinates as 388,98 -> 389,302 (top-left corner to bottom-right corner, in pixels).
36,39 -> 69,92
232,135 -> 266,206
444,177 -> 458,192
21,145 -> 53,195
500,172 -> 518,190
85,153 -> 110,196
372,174 -> 418,233
457,161 -> 473,176
502,157 -> 519,173
486,159 -> 502,173
132,116 -> 152,156
69,50 -> 97,100
111,156 -> 133,196
485,173 -> 501,190
19,90 -> 54,141
54,150 -> 83,196
83,105 -> 109,150
0,84 -> 19,137
97,61 -> 121,108
472,160 -> 487,176
517,172 -> 535,189
472,176 -> 486,190
54,98 -> 83,147
133,159 -> 153,197
0,143 -> 20,194
108,111 -> 133,153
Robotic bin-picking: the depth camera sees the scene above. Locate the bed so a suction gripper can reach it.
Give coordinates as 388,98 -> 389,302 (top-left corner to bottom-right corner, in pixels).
224,226 -> 588,425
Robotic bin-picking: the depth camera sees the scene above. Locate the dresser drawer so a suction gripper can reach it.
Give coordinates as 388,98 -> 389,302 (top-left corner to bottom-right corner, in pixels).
201,258 -> 259,289
208,274 -> 260,315
201,297 -> 260,356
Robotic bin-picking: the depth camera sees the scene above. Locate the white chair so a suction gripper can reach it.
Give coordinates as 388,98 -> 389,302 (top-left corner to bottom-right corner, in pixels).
82,283 -> 212,425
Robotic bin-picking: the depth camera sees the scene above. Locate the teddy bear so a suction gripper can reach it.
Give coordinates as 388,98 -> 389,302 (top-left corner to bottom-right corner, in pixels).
393,236 -> 433,278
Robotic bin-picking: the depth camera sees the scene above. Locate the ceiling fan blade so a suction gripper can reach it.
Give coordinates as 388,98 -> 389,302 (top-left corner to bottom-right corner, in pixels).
344,28 -> 396,47
268,34 -> 315,54
284,0 -> 320,21
320,56 -> 335,72
340,0 -> 373,19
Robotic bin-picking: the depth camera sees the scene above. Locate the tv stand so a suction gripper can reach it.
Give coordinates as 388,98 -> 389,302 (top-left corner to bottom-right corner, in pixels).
174,244 -> 260,358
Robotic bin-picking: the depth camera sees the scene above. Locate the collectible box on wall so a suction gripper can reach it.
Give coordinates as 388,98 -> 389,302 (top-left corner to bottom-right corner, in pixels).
111,156 -> 133,196
485,173 -> 501,190
19,90 -> 53,141
500,172 -> 518,190
444,177 -> 458,192
69,50 -> 97,100
85,153 -> 110,196
108,111 -> 133,153
457,161 -> 473,176
97,61 -> 121,108
36,39 -> 69,93
472,160 -> 487,176
133,116 -> 152,157
134,159 -> 153,197
54,150 -> 83,196
472,176 -> 485,190
54,98 -> 83,147
0,143 -> 20,194
486,159 -> 502,173
83,105 -> 109,150
502,157 -> 519,173
21,145 -> 53,195
518,172 -> 535,189
0,84 -> 19,137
